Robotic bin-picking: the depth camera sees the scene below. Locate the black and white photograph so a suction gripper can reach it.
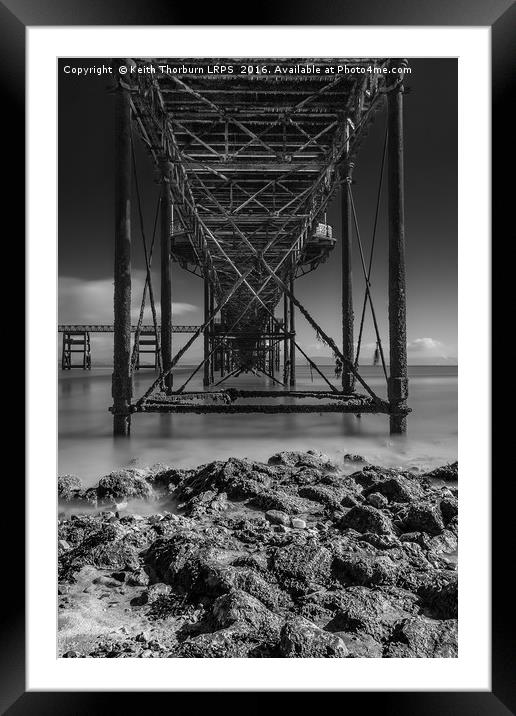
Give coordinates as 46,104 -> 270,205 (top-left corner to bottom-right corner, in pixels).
56,57 -> 460,660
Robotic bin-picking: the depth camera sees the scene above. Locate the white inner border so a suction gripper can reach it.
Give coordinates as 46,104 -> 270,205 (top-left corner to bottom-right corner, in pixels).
27,26 -> 491,691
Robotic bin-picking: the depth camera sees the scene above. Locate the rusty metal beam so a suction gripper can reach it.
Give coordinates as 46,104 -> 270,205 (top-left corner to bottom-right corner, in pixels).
112,72 -> 132,436
387,62 -> 409,434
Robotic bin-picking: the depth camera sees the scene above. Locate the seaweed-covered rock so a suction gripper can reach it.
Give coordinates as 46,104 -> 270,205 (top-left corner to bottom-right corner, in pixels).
403,502 -> 444,536
419,573 -> 458,619
279,617 -> 348,658
325,586 -> 415,641
271,543 -> 333,591
424,462 -> 458,483
364,475 -> 424,504
58,474 -> 82,502
268,450 -> 336,472
248,490 -> 320,516
385,617 -> 458,658
212,589 -> 282,636
338,505 -> 393,536
298,484 -> 344,510
333,551 -> 398,588
96,469 -> 154,503
58,452 -> 458,660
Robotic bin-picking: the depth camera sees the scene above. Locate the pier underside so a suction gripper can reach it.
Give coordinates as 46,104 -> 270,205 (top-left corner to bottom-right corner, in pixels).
110,58 -> 409,433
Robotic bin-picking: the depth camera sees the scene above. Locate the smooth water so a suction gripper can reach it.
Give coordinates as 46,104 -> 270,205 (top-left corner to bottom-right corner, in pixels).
58,365 -> 457,486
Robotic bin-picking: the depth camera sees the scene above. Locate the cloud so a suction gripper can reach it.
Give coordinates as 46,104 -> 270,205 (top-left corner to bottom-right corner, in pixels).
59,273 -> 197,324
407,337 -> 448,359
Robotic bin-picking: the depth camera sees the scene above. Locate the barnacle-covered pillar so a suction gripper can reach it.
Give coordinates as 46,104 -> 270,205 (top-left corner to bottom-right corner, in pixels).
112,70 -> 132,436
387,61 -> 409,434
289,269 -> 296,386
203,277 -> 211,386
341,157 -> 355,394
160,160 -> 173,393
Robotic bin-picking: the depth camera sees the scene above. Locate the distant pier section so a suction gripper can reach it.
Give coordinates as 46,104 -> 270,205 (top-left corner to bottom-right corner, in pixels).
58,324 -> 199,370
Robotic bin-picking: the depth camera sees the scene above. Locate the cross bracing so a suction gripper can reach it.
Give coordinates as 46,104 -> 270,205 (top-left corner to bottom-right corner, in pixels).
130,59 -> 389,366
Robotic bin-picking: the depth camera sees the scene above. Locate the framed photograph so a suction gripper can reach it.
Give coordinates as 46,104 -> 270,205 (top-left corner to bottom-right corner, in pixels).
4,0 -> 511,709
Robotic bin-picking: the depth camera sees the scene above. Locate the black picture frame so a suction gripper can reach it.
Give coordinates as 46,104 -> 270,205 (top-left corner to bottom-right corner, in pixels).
4,0 -> 511,710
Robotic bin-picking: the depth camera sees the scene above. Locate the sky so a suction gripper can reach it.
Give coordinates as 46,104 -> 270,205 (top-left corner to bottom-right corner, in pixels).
58,58 -> 457,366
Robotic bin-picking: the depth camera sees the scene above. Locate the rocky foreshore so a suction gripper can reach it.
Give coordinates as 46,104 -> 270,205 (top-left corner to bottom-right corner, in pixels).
58,451 -> 458,658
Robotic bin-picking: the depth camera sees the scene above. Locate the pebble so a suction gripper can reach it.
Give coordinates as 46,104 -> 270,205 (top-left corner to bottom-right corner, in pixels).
291,518 -> 307,529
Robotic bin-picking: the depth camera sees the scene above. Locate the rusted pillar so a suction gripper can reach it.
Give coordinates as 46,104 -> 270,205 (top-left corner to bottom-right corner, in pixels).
341,146 -> 354,394
387,61 -> 408,434
203,277 -> 210,386
283,291 -> 289,384
160,162 -> 173,392
209,281 -> 215,383
112,73 -> 132,436
289,269 -> 296,386
269,317 -> 275,380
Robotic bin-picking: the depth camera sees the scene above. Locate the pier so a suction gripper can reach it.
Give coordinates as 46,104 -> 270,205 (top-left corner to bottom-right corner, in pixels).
90,59 -> 409,435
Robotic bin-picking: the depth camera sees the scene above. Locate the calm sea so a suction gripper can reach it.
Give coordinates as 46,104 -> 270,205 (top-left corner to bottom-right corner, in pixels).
58,365 -> 457,487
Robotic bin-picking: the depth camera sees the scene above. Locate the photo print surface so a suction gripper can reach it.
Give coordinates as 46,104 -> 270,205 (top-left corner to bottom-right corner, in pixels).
58,58 -> 458,659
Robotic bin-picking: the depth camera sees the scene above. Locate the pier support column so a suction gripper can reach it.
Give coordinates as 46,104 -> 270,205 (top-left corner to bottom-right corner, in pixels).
160,161 -> 173,393
112,73 -> 132,436
289,268 -> 296,387
209,280 -> 215,384
283,291 -> 289,384
387,62 -> 409,434
341,150 -> 355,394
203,277 -> 210,386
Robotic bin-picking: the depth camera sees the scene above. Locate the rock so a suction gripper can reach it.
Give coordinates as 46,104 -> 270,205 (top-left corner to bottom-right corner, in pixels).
366,492 -> 389,509
333,551 -> 397,588
126,570 -> 150,587
364,475 -> 423,504
62,650 -> 79,658
385,617 -> 457,658
424,462 -> 458,483
272,543 -> 333,591
291,518 -> 306,529
177,625 -> 276,658
419,574 -> 457,619
212,589 -> 282,636
403,502 -> 444,536
249,489 -> 320,516
146,582 -> 173,604
265,510 -> 290,526
57,454 -> 459,660
268,450 -> 336,472
176,458 -> 274,505
334,631 -> 383,658
343,454 -> 365,463
325,586 -> 414,641
58,474 -> 82,502
146,464 -> 189,491
96,469 -> 154,503
298,484 -> 345,510
279,617 -> 348,658
338,505 -> 393,536
440,497 -> 458,525
400,532 -> 430,549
